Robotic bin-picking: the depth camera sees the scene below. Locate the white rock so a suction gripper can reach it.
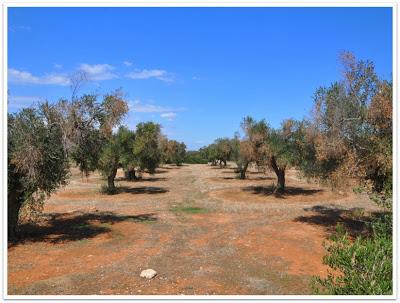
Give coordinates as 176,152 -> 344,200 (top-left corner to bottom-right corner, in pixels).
140,269 -> 157,279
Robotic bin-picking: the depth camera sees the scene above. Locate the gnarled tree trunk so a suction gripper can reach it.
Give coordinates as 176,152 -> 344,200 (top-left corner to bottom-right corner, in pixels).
107,166 -> 118,191
270,156 -> 285,193
8,190 -> 23,241
239,162 -> 249,179
125,168 -> 137,181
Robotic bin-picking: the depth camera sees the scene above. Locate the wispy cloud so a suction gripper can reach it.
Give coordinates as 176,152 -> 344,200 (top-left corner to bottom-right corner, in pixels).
129,100 -> 171,113
123,60 -> 133,67
129,100 -> 185,121
54,63 -> 63,69
126,69 -> 174,82
160,112 -> 177,120
8,68 -> 70,86
9,25 -> 31,32
78,63 -> 117,80
7,95 -> 44,110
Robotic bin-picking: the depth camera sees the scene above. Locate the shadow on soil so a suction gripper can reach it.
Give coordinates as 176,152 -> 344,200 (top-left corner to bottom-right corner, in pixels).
117,177 -> 167,182
293,205 -> 385,238
243,185 -> 322,198
221,176 -> 274,180
117,186 -> 168,194
10,211 -> 158,246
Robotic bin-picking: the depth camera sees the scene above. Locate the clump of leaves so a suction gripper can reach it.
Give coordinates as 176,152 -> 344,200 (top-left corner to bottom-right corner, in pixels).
313,213 -> 392,295
100,184 -> 118,195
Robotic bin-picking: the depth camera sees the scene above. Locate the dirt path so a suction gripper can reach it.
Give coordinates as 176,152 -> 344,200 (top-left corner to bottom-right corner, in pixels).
8,164 -> 380,295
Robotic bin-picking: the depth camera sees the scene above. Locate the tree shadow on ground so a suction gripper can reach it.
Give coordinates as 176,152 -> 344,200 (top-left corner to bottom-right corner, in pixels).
220,176 -> 273,180
242,185 -> 322,198
221,168 -> 236,173
293,205 -> 386,238
10,211 -> 157,246
247,171 -> 267,175
117,186 -> 169,194
160,165 -> 185,170
154,169 -> 169,174
116,177 -> 167,182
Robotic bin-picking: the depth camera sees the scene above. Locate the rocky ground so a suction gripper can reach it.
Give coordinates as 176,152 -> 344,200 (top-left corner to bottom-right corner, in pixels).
8,163 -> 380,295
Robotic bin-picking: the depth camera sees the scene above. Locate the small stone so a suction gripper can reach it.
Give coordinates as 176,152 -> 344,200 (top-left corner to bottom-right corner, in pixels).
140,269 -> 157,279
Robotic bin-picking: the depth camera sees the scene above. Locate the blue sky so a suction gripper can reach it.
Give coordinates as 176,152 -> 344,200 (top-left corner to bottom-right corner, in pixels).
8,7 -> 392,150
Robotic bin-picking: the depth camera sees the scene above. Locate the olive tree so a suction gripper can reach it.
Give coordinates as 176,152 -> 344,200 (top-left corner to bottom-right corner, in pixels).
132,122 -> 162,174
215,138 -> 233,167
231,135 -> 254,179
241,116 -> 303,193
7,91 -> 128,239
304,52 -> 391,197
97,126 -> 134,193
165,140 -> 186,166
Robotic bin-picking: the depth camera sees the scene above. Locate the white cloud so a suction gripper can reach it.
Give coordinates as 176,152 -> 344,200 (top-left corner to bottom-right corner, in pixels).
54,63 -> 63,69
78,63 -> 117,80
7,95 -> 44,110
8,68 -> 70,86
126,69 -> 173,82
160,112 -> 177,120
123,60 -> 133,67
129,100 -> 171,113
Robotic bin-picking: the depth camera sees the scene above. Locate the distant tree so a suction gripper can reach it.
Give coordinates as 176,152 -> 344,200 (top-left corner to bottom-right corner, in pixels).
165,140 -> 186,166
231,134 -> 254,179
184,150 -> 208,164
201,144 -> 218,165
241,116 -> 303,192
215,138 -> 233,166
117,127 -> 137,180
98,126 -> 135,192
7,91 -> 128,239
133,122 -> 162,174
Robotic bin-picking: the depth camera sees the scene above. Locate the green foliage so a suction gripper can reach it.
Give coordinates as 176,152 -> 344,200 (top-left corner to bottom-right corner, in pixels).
313,213 -> 392,295
8,106 -> 70,203
170,206 -> 207,214
115,126 -> 136,174
133,122 -> 162,174
100,183 -> 118,195
163,139 -> 187,165
98,126 -> 135,192
7,90 -> 128,238
184,150 -> 208,164
68,92 -> 128,176
303,53 -> 393,295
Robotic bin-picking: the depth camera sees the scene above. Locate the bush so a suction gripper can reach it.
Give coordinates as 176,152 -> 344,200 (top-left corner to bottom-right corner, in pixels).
100,184 -> 118,195
313,213 -> 392,295
184,151 -> 208,164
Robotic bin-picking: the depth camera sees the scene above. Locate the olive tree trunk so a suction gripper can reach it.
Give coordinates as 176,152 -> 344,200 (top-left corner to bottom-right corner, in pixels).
125,168 -> 137,181
270,156 -> 285,193
8,191 -> 23,241
239,162 -> 249,179
107,166 -> 118,191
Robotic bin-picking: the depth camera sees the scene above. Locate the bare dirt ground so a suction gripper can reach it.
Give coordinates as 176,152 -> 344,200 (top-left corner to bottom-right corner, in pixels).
8,164 -> 381,295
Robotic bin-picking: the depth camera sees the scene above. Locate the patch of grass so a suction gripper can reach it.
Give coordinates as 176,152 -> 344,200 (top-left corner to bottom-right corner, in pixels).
78,238 -> 89,245
72,223 -> 91,230
100,222 -> 112,229
127,217 -> 157,224
110,230 -> 124,241
170,205 -> 207,214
